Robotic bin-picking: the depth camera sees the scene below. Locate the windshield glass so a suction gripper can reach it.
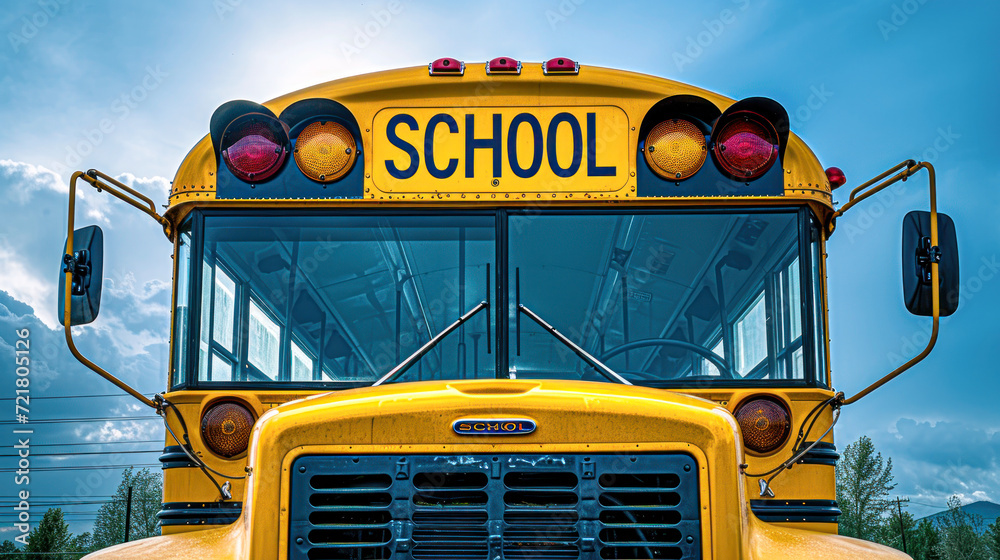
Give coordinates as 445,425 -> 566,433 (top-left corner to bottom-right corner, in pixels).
508,210 -> 817,386
171,209 -> 824,388
175,213 -> 495,386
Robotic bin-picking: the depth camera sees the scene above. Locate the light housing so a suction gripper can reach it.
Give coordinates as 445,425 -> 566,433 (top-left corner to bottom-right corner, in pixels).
293,120 -> 357,183
201,400 -> 255,458
712,111 -> 779,180
643,119 -> 708,180
220,113 -> 289,182
734,396 -> 791,454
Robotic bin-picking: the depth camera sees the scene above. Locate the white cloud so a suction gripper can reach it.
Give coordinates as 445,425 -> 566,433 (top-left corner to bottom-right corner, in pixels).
0,241 -> 58,328
0,159 -> 67,202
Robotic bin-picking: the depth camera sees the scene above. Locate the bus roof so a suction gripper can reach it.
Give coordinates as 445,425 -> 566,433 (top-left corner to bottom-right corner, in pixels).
167,62 -> 832,223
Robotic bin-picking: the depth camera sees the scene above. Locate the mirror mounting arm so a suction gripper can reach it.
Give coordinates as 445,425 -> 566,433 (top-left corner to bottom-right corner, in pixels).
830,160 -> 941,406
64,171 -> 159,410
80,169 -> 173,240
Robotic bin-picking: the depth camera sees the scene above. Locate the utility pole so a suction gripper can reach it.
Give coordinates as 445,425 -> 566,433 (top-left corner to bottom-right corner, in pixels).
896,496 -> 908,553
124,485 -> 133,543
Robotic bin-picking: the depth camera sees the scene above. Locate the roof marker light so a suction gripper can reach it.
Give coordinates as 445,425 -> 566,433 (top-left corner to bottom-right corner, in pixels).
826,166 -> 846,189
486,57 -> 521,75
542,57 -> 580,75
429,57 -> 464,76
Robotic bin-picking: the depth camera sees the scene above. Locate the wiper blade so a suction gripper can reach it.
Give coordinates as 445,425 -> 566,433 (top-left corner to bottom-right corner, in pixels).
518,304 -> 632,385
372,301 -> 489,387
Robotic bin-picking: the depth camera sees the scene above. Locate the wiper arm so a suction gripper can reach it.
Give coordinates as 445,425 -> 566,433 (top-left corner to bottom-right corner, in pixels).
372,301 -> 489,386
518,304 -> 632,385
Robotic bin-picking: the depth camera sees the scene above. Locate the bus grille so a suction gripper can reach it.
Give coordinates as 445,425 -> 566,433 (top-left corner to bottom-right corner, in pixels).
289,454 -> 700,560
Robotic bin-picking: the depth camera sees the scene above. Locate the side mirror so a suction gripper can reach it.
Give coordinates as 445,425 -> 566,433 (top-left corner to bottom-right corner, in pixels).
902,211 -> 959,317
58,225 -> 104,326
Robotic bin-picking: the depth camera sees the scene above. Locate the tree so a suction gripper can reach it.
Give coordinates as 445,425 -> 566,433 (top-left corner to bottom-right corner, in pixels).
934,495 -> 989,560
836,435 -> 896,541
69,533 -> 92,558
909,519 -> 942,560
986,517 -> 1000,560
0,540 -> 22,560
90,467 -> 163,551
21,508 -> 72,560
875,507 -> 917,552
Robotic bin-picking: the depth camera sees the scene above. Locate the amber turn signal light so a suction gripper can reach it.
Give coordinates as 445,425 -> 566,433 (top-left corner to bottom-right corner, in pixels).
201,401 -> 255,458
643,119 -> 707,180
735,397 -> 791,454
293,121 -> 357,183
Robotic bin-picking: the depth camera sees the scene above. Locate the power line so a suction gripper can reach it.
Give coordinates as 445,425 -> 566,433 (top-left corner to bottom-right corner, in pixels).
0,416 -> 160,425
0,464 -> 160,472
0,449 -> 160,457
6,440 -> 163,448
0,393 -> 154,402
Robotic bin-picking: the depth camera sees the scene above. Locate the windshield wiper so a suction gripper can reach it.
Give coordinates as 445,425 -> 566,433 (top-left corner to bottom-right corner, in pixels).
372,301 -> 489,387
517,304 -> 632,385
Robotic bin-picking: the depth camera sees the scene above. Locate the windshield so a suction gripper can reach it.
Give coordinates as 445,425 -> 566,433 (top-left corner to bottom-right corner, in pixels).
509,211 -> 820,386
171,209 -> 825,388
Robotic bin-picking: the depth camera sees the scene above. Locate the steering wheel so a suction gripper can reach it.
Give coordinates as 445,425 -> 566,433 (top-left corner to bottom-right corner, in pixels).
599,338 -> 734,380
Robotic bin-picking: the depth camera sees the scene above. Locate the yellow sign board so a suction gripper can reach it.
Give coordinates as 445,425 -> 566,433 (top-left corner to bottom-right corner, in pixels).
372,106 -> 630,193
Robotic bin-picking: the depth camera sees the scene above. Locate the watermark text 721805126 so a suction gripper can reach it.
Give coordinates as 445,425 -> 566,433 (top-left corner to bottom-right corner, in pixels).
13,328 -> 32,544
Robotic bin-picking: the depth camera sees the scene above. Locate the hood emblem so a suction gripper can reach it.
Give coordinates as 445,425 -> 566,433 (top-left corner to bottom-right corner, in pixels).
453,418 -> 536,436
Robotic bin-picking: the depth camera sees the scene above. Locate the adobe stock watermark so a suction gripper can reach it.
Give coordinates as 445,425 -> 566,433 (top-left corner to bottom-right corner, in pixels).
886,254 -> 999,368
340,1 -> 404,63
673,0 -> 751,72
878,0 -> 932,41
7,0 -> 72,54
214,0 -> 243,20
841,126 -> 960,244
788,85 -> 834,130
50,65 -> 169,176
545,0 -> 585,29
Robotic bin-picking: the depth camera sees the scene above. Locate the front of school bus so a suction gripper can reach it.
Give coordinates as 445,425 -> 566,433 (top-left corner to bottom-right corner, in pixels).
65,59 -> 946,559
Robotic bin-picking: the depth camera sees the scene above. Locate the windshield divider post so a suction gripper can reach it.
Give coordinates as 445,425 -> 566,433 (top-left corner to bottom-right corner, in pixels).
517,304 -> 632,386
515,267 -> 522,356
486,263 -> 492,354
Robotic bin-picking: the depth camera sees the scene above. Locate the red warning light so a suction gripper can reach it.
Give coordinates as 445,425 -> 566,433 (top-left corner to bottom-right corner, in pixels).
825,166 -> 846,189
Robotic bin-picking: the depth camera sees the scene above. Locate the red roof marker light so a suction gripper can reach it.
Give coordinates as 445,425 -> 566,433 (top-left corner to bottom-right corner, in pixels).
826,166 -> 846,189
429,57 -> 464,76
542,57 -> 580,75
486,57 -> 521,75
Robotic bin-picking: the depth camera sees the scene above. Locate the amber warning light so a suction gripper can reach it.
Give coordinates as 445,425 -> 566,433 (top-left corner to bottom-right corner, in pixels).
201,401 -> 255,458
735,397 -> 791,454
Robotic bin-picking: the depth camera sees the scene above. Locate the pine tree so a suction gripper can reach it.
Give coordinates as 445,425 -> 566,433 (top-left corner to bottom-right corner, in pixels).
986,517 -> 1000,560
910,519 -> 942,560
21,508 -> 72,560
90,467 -> 163,551
934,495 -> 989,560
0,540 -> 22,560
836,435 -> 896,541
69,532 -> 92,558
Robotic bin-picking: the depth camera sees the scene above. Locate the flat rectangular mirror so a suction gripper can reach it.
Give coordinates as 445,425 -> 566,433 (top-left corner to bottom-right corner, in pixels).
58,225 -> 104,326
902,210 -> 959,317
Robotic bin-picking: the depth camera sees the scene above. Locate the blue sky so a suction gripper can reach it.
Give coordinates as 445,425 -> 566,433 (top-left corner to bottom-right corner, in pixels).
0,0 -> 997,536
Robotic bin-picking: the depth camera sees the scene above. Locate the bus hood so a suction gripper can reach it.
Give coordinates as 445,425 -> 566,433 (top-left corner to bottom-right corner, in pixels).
237,379 -> 750,558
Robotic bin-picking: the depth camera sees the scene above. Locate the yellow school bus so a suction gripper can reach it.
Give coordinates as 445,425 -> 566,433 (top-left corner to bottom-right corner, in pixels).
60,57 -> 960,559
